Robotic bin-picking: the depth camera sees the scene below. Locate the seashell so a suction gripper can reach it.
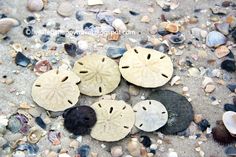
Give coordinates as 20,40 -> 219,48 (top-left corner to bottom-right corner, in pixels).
96,11 -> 115,25
34,60 -> 52,75
48,130 -> 61,145
15,52 -> 31,67
225,145 -> 236,156
197,119 -> 210,131
129,11 -> 140,16
11,43 -> 23,52
223,111 -> 236,135
57,2 -> 74,17
188,67 -> 200,77
140,135 -> 151,147
77,145 -> 90,157
215,22 -> 229,35
168,33 -> 185,44
156,0 -> 179,10
227,83 -> 236,93
16,143 -> 39,156
165,23 -> 179,33
0,18 -> 20,35
25,16 -> 36,24
127,138 -> 141,156
170,75 -> 181,86
201,77 -> 214,88
64,43 -> 78,57
112,18 -> 127,32
224,104 -> 236,112
23,26 -> 34,37
211,7 -> 227,15
221,60 -> 236,72
111,146 -> 123,157
206,31 -> 227,48
40,34 -> 50,43
27,0 -> 44,12
83,22 -> 96,31
214,46 -> 230,58
191,28 -> 207,39
7,115 -> 23,133
153,43 -> 169,53
88,0 -> 104,6
35,117 -> 46,129
63,106 -> 97,135
212,120 -> 236,145
27,129 -> 43,144
106,47 -> 126,59
76,11 -> 84,21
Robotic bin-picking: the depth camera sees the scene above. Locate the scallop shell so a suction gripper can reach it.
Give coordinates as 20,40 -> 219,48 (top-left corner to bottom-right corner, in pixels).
0,18 -> 20,34
133,100 -> 168,132
31,69 -> 80,111
27,0 -> 44,12
57,2 -> 74,17
223,111 -> 236,135
119,47 -> 173,88
73,54 -> 120,96
27,129 -> 43,144
91,100 -> 135,142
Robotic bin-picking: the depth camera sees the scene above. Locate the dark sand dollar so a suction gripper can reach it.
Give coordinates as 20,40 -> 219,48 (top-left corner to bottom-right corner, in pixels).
148,90 -> 194,135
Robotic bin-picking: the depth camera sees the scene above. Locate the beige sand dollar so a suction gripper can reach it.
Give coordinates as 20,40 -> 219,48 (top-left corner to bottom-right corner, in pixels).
133,100 -> 168,132
119,47 -> 173,88
31,69 -> 80,111
73,54 -> 120,96
91,100 -> 135,142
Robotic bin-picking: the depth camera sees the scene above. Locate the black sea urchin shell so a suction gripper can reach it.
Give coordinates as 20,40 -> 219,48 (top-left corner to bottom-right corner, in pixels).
63,106 -> 97,135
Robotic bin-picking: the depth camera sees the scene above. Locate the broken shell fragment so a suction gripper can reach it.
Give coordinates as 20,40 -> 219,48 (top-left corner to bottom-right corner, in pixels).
31,69 -> 81,111
165,23 -> 180,33
91,100 -> 135,142
215,46 -> 230,58
169,33 -> 185,44
206,31 -> 227,48
27,0 -> 44,12
0,18 -> 20,35
34,60 -> 52,75
119,47 -> 173,88
223,111 -> 236,135
133,100 -> 168,132
73,54 -> 120,96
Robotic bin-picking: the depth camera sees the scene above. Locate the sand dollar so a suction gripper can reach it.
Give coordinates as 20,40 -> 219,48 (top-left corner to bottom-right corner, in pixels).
133,100 -> 168,132
91,100 -> 135,142
148,90 -> 194,135
31,69 -> 80,111
73,54 -> 120,96
119,47 -> 173,88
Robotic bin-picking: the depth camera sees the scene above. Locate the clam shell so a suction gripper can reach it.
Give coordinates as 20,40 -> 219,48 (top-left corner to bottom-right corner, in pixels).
223,111 -> 236,135
169,33 -> 185,44
27,0 -> 44,12
165,23 -> 179,33
57,2 -> 74,17
206,31 -> 227,48
27,129 -> 43,144
0,18 -> 20,34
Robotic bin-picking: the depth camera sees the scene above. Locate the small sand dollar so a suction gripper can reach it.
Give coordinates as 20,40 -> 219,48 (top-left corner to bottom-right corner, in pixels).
133,100 -> 168,132
31,69 -> 80,111
73,54 -> 120,96
119,47 -> 173,88
91,100 -> 135,142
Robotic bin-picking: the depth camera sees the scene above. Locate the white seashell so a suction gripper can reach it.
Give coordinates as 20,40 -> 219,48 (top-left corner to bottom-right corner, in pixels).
0,18 -> 20,34
57,2 -> 74,17
88,0 -> 104,6
201,77 -> 214,88
223,111 -> 236,135
27,0 -> 44,12
111,146 -> 123,157
112,19 -> 127,32
127,138 -> 141,157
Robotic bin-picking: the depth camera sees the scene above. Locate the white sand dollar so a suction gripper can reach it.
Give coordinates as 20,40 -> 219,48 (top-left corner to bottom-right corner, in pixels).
119,47 -> 173,88
91,100 -> 135,142
73,54 -> 120,96
133,100 -> 168,132
31,69 -> 80,111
